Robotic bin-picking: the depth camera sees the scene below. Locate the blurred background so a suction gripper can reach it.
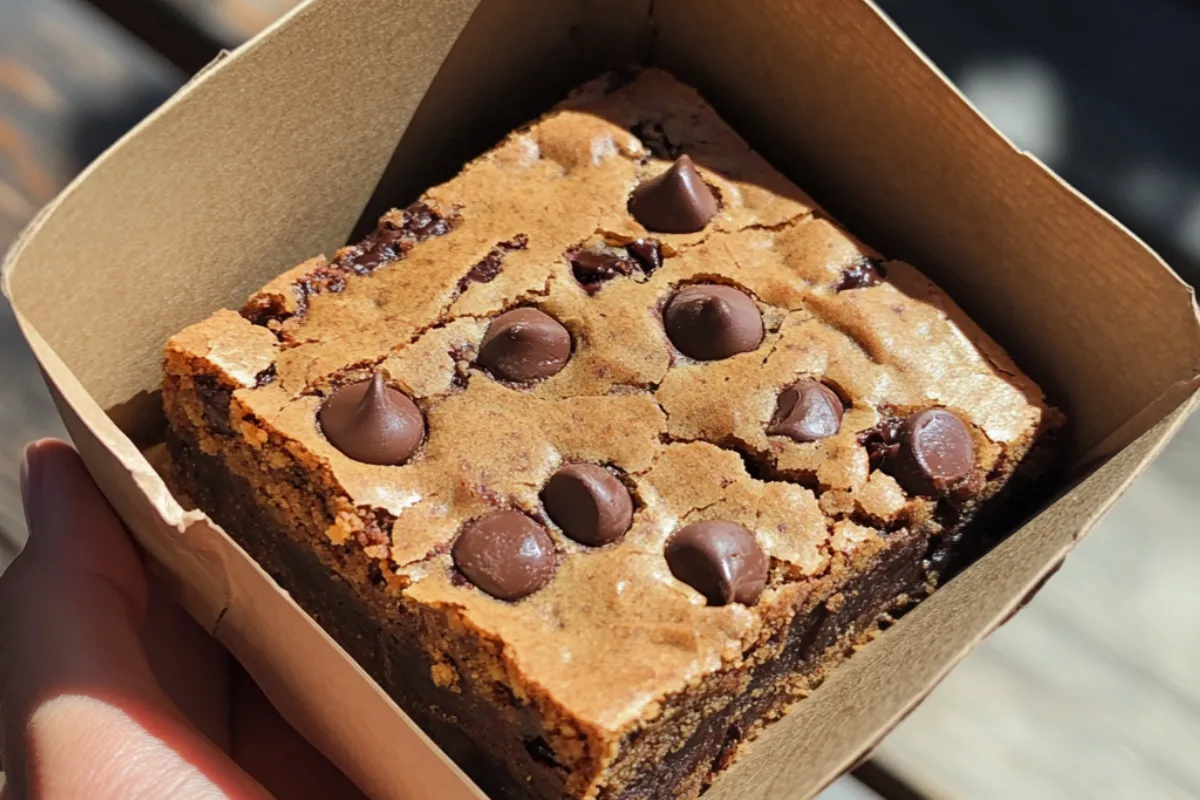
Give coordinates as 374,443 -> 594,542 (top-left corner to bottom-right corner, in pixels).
0,0 -> 1196,798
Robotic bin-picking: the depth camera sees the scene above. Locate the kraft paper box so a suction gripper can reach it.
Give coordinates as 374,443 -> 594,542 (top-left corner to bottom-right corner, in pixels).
4,1 -> 1200,797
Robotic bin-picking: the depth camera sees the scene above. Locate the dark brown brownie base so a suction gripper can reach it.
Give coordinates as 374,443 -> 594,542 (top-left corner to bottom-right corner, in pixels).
167,431 -> 932,799
167,433 -> 566,799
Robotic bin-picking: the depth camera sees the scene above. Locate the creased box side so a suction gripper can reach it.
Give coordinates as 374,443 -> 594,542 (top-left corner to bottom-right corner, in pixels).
705,392 -> 1198,800
1,0 -> 481,413
10,310 -> 487,800
355,0 -> 652,232
651,0 -> 1200,459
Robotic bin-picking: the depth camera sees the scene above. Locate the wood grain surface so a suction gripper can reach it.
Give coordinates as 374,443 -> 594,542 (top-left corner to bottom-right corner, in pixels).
0,0 -> 182,550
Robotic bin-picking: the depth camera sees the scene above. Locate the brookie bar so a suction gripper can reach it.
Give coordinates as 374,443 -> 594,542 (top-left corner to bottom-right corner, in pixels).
162,69 -> 1062,799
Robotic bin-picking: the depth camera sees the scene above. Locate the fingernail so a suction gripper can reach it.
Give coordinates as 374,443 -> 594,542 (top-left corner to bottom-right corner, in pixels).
20,440 -> 63,534
20,441 -> 40,531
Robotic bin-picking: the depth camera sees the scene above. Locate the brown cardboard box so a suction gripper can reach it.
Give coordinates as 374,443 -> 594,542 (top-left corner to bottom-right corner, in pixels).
4,0 -> 1199,797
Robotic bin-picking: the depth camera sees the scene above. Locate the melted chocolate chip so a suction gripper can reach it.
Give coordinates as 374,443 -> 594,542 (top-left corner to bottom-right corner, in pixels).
629,155 -> 719,233
349,238 -> 398,273
340,202 -> 458,273
663,284 -> 763,360
542,464 -> 634,546
401,201 -> 456,239
627,238 -> 663,272
859,418 -> 903,471
459,235 -> 529,291
888,409 -> 976,496
194,375 -> 234,436
317,373 -> 424,465
665,521 -> 768,606
452,511 -> 556,601
768,380 -> 844,442
568,239 -> 664,291
246,204 -> 458,328
838,259 -> 887,291
479,308 -> 571,383
254,364 -> 278,387
568,249 -> 637,288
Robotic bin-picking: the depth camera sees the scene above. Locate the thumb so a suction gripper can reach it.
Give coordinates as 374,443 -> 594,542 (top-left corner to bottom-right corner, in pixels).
0,439 -> 272,800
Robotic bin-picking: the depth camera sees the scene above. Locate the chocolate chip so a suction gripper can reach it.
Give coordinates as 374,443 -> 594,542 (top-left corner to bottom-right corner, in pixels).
349,239 -> 398,273
452,511 -> 556,601
340,202 -> 458,273
860,418 -> 902,471
838,259 -> 887,291
459,235 -> 529,291
768,380 -> 844,442
663,284 -> 763,360
626,238 -> 663,273
888,409 -> 975,496
569,249 -> 637,288
665,521 -> 768,606
318,372 -> 424,465
479,308 -> 571,383
193,375 -> 234,436
401,201 -> 455,239
629,155 -> 719,233
254,364 -> 278,387
542,464 -> 634,546
568,239 -> 664,291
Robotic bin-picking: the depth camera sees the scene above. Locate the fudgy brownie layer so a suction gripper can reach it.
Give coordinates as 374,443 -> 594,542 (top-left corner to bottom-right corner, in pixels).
166,429 -> 930,799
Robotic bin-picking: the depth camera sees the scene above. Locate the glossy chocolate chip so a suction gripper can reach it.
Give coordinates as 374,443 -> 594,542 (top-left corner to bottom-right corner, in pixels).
478,308 -> 571,383
626,238 -> 663,272
838,259 -> 887,291
318,372 -> 424,465
663,284 -> 763,360
665,521 -> 768,606
768,381 -> 845,442
542,465 -> 634,546
569,249 -> 637,287
452,511 -> 557,601
860,418 -> 902,471
889,409 -> 976,496
629,155 -> 719,233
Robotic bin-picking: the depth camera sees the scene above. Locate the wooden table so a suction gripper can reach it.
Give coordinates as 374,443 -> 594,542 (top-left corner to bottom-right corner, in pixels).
0,0 -> 181,553
2,1 -> 1198,798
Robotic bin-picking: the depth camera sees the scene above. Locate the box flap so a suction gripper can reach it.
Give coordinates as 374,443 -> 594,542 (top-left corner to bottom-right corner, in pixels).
2,0 -> 482,411
354,0 -> 652,234
652,0 -> 1200,459
16,308 -> 487,800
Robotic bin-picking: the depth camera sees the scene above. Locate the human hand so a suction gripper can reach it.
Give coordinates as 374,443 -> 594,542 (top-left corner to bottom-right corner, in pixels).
0,439 -> 367,799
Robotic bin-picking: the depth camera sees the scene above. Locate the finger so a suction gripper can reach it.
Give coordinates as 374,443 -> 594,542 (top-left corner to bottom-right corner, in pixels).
229,665 -> 368,800
142,572 -> 233,753
0,439 -> 272,800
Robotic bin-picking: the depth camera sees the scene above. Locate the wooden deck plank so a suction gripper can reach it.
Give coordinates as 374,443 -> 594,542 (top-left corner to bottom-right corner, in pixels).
0,0 -> 183,549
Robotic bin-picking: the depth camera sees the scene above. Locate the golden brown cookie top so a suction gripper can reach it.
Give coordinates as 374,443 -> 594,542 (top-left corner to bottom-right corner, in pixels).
167,69 -> 1054,732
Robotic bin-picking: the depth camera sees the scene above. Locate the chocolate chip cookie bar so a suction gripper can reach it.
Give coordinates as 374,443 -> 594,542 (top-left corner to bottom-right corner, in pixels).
162,68 -> 1062,799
